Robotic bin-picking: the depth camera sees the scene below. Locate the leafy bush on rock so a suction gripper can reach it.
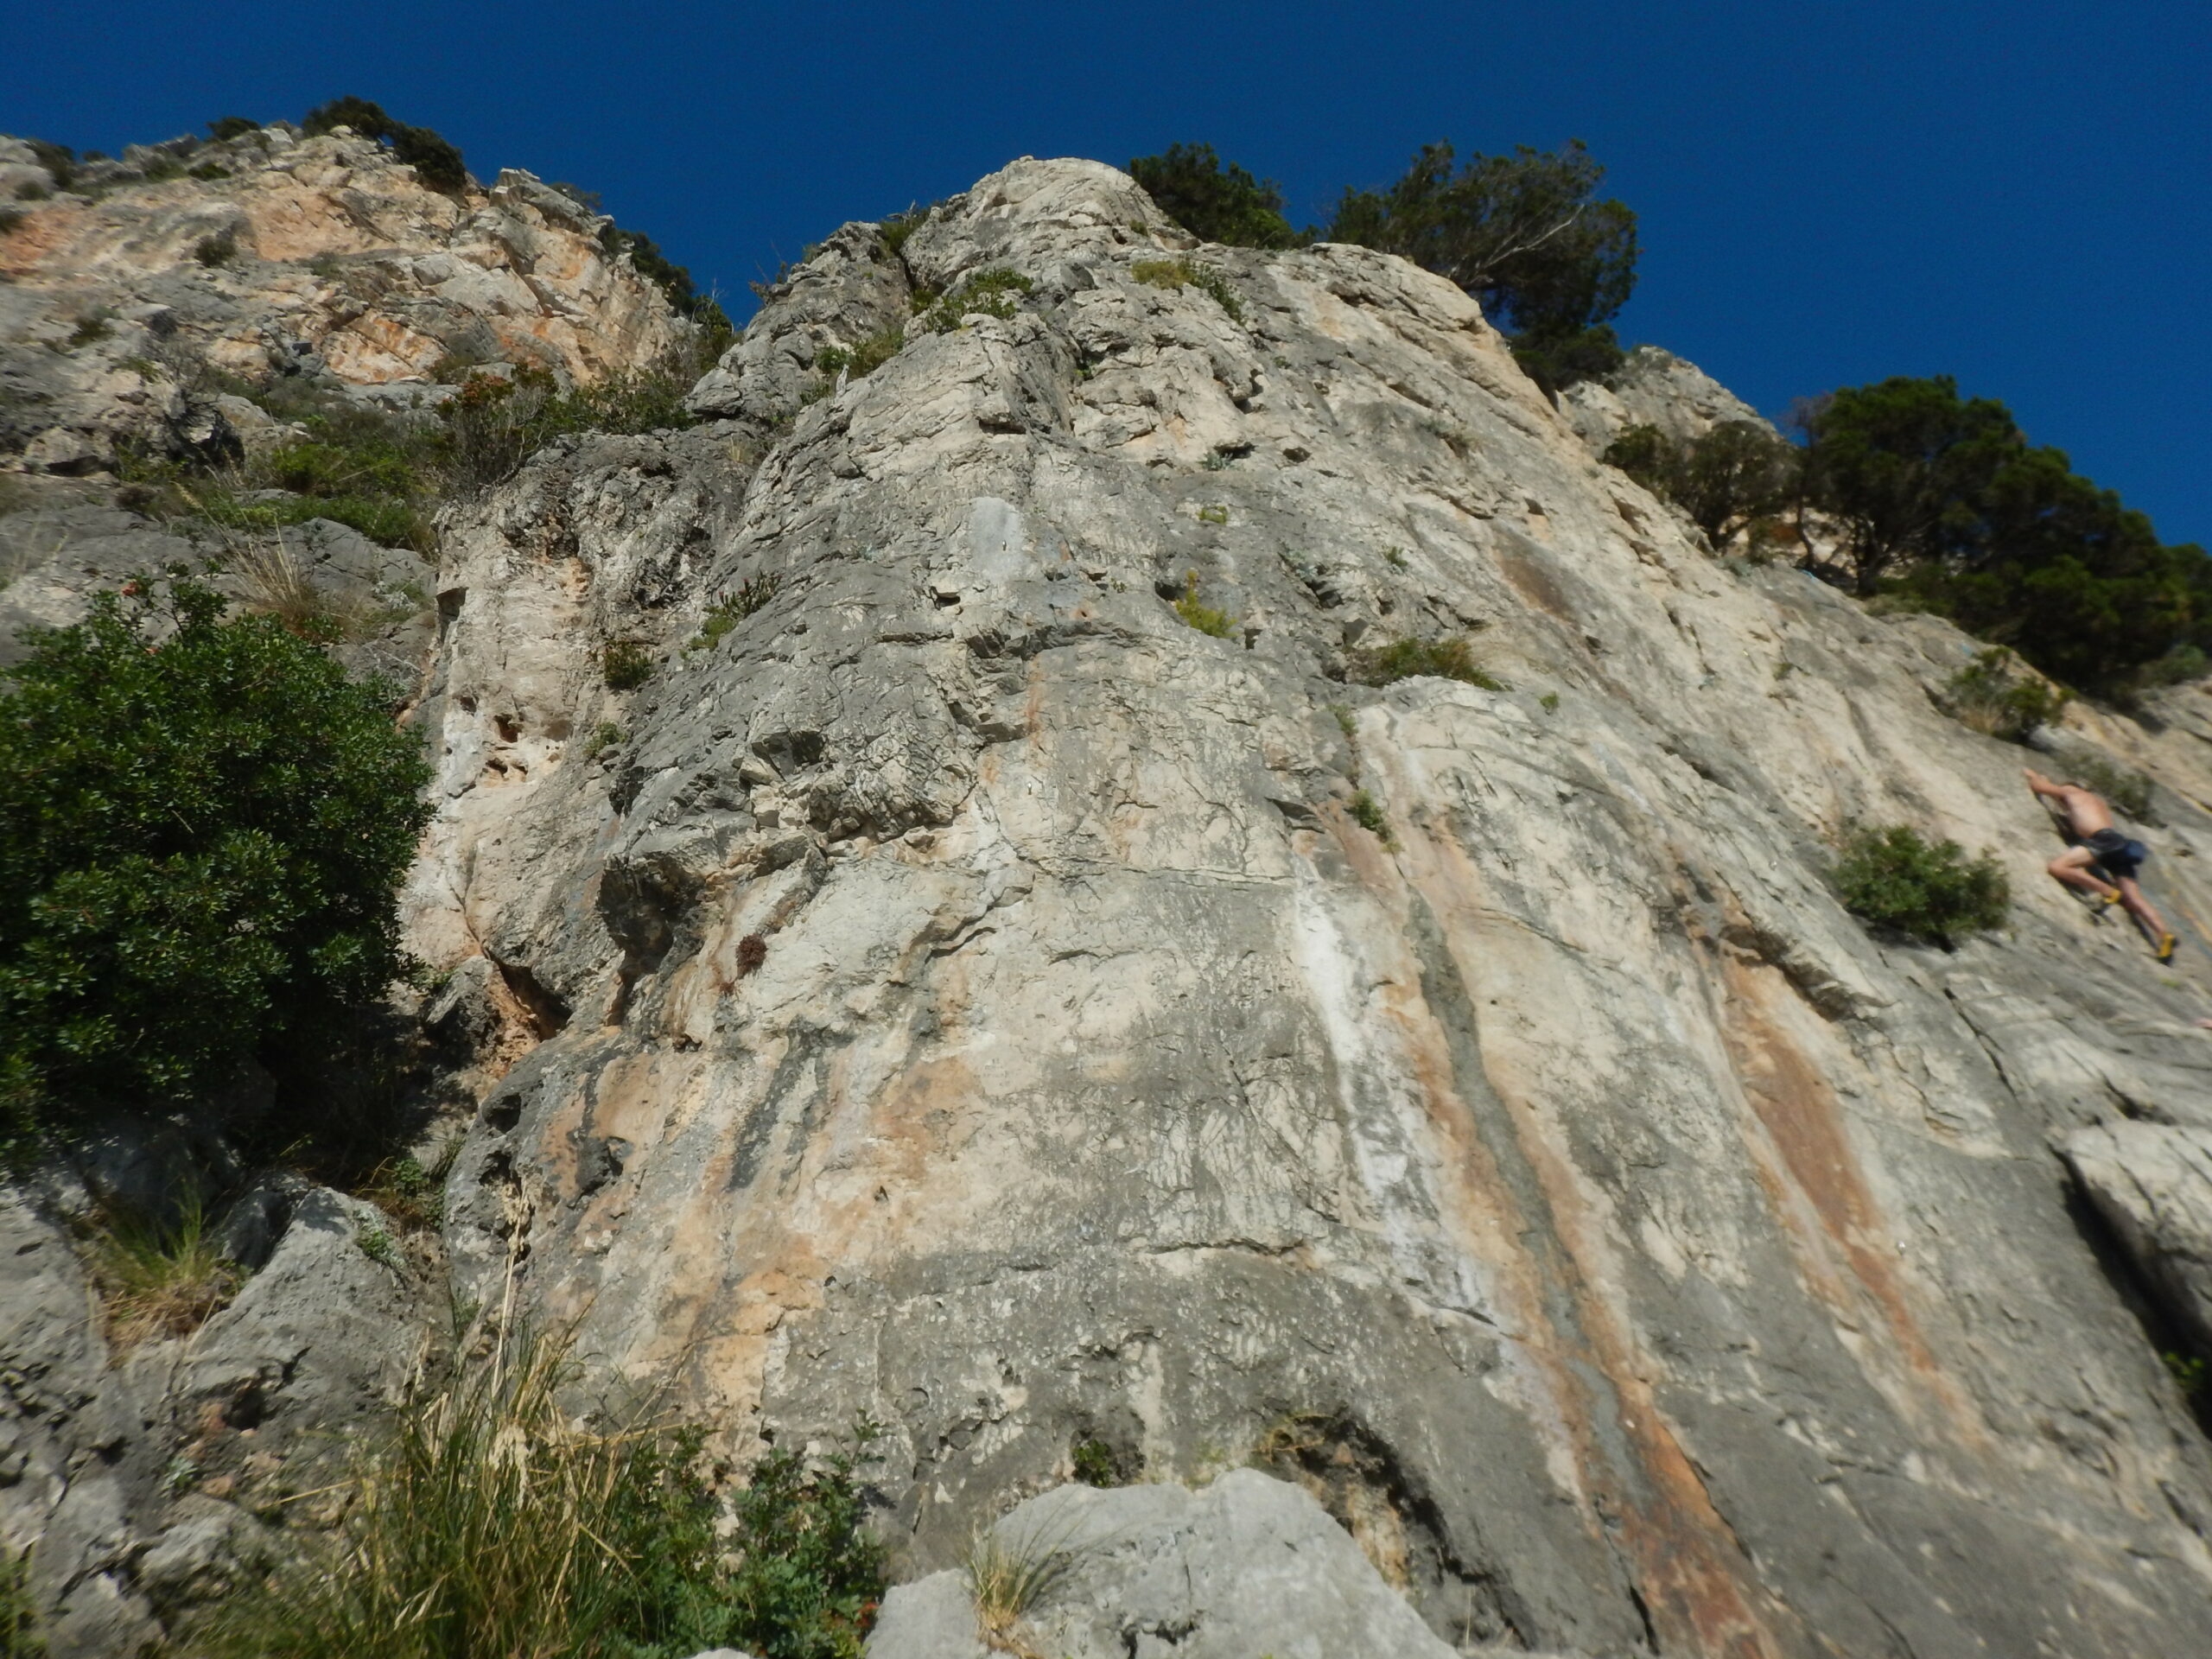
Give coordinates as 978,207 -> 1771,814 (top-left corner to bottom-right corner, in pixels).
0,575 -> 432,1135
1831,823 -> 2008,948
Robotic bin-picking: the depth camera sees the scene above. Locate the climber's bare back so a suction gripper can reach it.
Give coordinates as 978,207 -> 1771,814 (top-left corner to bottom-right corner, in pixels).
2024,768 -> 2114,837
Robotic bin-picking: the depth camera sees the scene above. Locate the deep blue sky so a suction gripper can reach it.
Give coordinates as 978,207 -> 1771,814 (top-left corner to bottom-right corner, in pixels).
10,1 -> 2208,544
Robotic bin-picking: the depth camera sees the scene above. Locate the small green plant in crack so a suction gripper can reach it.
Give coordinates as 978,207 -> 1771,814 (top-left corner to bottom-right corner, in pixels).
815,325 -> 906,382
1350,636 -> 1504,690
1071,1439 -> 1122,1488
1540,691 -> 1560,713
688,573 -> 784,653
602,639 -> 656,690
1382,545 -> 1408,569
1172,570 -> 1236,639
582,721 -> 625,761
1348,789 -> 1392,843
1200,450 -> 1236,472
2166,1352 -> 2208,1401
965,1512 -> 1088,1654
918,268 -> 1034,334
1128,257 -> 1245,323
67,309 -> 116,349
162,1452 -> 201,1497
356,1222 -> 399,1269
1328,702 -> 1357,741
1197,504 -> 1229,526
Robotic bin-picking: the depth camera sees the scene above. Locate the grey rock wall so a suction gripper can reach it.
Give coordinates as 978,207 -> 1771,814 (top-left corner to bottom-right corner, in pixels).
397,157 -> 2212,1656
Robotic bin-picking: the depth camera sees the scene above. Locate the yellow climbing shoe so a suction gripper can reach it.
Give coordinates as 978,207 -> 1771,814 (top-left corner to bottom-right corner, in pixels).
2157,931 -> 2179,962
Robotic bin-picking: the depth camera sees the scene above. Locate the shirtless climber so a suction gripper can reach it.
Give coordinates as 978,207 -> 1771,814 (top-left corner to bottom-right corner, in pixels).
2024,768 -> 2177,961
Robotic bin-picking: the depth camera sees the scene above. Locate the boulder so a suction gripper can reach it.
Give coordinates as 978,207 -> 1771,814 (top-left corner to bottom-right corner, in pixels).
864,1471 -> 1471,1659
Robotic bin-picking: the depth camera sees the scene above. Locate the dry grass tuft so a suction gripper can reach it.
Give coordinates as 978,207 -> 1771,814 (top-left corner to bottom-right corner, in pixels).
86,1194 -> 242,1349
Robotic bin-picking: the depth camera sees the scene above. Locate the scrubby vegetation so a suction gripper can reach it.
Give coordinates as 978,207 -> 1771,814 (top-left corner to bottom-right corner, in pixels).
212,1325 -> 887,1659
1605,421 -> 1796,551
1942,647 -> 2068,742
0,1547 -> 38,1659
1172,571 -> 1236,638
83,1193 -> 241,1347
1831,823 -> 2009,948
689,574 -> 784,653
815,327 -> 906,381
1128,143 -> 1302,248
1349,635 -> 1503,690
302,97 -> 467,194
918,269 -> 1033,334
603,639 -> 657,690
0,575 -> 432,1140
1128,257 -> 1244,323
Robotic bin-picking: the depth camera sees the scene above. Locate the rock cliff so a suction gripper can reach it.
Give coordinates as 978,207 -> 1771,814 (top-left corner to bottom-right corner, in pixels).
10,149 -> 2212,1657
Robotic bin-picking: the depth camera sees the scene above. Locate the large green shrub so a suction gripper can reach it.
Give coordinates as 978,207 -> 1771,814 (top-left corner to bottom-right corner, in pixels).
1831,823 -> 2009,947
1128,143 -> 1303,248
0,575 -> 432,1130
1327,140 -> 1637,394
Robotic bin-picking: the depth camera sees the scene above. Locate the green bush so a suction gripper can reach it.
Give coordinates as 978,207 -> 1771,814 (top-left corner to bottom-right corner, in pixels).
1128,257 -> 1244,323
1350,635 -> 1503,690
1605,420 -> 1797,549
1942,647 -> 2068,742
1831,823 -> 2008,947
1128,143 -> 1303,248
0,207 -> 24,238
1348,789 -> 1390,840
194,229 -> 238,266
604,639 -> 656,690
815,326 -> 906,381
207,116 -> 260,142
1328,140 -> 1637,393
0,575 -> 433,1132
437,366 -> 697,488
917,270 -> 1033,334
302,97 -> 467,194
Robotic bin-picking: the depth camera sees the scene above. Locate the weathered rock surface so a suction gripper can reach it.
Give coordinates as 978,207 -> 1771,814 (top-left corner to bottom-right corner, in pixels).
13,144 -> 2212,1657
385,156 -> 2212,1656
865,1469 -> 1531,1659
1560,343 -> 1774,455
0,1163 -> 438,1654
2063,1122 -> 2212,1352
0,121 -> 686,470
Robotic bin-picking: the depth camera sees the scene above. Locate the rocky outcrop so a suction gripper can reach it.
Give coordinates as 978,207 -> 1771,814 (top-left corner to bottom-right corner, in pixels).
2063,1122 -> 2212,1352
0,121 -> 688,473
865,1469 -> 1519,1659
0,1164 -> 439,1656
390,156 -> 2212,1657
1560,343 -> 1774,454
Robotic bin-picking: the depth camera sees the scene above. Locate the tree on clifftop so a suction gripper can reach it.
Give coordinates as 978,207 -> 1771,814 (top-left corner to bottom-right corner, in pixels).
1802,376 -> 2212,690
302,96 -> 468,194
1328,140 -> 1638,395
1129,143 -> 1303,248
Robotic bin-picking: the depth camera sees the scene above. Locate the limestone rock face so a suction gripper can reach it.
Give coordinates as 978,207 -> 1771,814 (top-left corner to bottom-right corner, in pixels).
399,157 -> 2212,1656
0,122 -> 687,467
1560,343 -> 1774,455
2063,1122 -> 2212,1351
863,1470 -> 1478,1659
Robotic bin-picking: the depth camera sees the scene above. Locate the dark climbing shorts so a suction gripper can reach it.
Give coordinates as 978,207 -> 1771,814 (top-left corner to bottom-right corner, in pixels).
2085,827 -> 2149,880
